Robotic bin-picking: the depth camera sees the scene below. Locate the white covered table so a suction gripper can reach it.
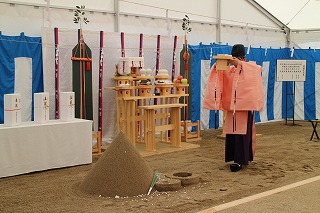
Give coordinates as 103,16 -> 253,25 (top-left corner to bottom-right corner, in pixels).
0,119 -> 92,178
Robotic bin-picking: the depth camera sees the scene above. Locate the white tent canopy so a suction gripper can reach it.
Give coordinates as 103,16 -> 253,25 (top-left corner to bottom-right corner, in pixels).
2,0 -> 320,48
256,0 -> 320,30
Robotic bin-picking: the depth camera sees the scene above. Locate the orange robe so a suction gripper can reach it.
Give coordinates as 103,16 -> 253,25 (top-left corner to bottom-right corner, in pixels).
203,61 -> 264,156
203,61 -> 264,133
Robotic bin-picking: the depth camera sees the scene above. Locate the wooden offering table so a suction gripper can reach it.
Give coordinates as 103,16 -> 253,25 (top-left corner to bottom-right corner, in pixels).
106,75 -> 190,152
120,94 -> 188,147
139,103 -> 186,151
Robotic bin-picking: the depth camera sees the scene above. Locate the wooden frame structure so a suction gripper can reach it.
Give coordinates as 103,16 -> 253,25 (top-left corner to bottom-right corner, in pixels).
105,75 -> 190,151
92,131 -> 102,155
181,120 -> 201,142
139,103 -> 186,151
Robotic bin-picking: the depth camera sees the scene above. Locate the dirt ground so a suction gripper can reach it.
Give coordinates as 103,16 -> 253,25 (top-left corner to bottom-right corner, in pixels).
1,120 -> 320,213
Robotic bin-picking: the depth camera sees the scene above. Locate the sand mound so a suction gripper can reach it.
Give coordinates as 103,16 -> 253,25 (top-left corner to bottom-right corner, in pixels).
79,131 -> 154,197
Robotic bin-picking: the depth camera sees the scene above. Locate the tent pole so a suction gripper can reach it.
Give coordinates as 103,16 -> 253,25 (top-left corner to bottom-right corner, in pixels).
114,0 -> 119,32
216,0 -> 221,43
286,29 -> 292,48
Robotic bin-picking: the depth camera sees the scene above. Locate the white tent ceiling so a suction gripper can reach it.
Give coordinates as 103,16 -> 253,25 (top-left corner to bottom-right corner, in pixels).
256,0 -> 320,31
0,0 -> 320,48
3,0 -> 319,29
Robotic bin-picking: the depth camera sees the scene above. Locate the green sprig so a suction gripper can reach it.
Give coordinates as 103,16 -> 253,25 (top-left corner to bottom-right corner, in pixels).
73,5 -> 90,28
182,15 -> 192,33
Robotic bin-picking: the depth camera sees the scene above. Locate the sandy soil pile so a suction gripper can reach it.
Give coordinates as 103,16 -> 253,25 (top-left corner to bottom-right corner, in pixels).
79,131 -> 154,197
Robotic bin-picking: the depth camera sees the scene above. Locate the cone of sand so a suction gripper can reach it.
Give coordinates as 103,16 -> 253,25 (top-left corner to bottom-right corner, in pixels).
79,131 -> 154,197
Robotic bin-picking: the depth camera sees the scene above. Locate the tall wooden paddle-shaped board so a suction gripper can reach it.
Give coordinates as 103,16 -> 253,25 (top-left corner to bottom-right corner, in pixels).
179,46 -> 192,120
72,40 -> 93,120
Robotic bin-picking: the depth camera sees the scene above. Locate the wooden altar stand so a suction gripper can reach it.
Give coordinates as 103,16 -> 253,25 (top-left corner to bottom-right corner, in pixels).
105,75 -> 192,152
139,103 -> 186,151
92,131 -> 102,155
181,120 -> 201,142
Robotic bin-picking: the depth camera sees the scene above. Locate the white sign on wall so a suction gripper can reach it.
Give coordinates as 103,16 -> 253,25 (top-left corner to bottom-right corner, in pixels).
276,60 -> 306,82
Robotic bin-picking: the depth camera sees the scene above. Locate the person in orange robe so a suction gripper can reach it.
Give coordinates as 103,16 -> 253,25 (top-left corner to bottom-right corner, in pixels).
203,44 -> 264,172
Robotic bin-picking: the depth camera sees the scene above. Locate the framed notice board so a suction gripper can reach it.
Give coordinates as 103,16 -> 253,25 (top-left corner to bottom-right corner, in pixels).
276,60 -> 306,82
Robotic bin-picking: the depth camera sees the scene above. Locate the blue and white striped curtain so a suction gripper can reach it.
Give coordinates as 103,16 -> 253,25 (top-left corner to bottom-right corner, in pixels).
189,43 -> 320,130
0,32 -> 43,123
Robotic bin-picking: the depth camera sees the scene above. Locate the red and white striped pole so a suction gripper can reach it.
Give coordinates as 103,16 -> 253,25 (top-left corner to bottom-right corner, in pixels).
98,31 -> 104,136
54,27 -> 60,119
155,35 -> 161,105
171,35 -> 178,93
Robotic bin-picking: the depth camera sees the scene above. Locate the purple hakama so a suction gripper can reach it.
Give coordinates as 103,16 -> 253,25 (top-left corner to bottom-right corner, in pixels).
225,111 -> 254,165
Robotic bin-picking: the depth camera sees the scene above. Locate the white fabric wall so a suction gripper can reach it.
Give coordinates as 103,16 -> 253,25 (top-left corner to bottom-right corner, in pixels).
200,60 -> 211,130
273,73 -> 283,120
1,0 -> 287,48
45,8 -> 115,32
220,25 -> 286,48
14,57 -> 32,122
292,31 -> 320,49
295,81 -> 304,120
0,3 -> 44,36
259,61 -> 269,122
199,59 -> 225,130
316,62 -> 320,119
119,0 -> 217,23
42,28 -> 183,142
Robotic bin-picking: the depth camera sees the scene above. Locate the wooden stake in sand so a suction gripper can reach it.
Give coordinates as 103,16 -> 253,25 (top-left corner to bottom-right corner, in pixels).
79,131 -> 154,197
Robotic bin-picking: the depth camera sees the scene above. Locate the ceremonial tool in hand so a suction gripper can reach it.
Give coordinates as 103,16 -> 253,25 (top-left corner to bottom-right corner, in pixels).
212,54 -> 233,71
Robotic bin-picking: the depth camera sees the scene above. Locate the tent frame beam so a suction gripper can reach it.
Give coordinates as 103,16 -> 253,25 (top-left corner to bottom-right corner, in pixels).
246,0 -> 291,47
292,28 -> 320,33
246,0 -> 288,29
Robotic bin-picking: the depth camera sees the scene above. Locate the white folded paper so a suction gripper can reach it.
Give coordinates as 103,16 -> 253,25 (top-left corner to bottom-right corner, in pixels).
59,92 -> 75,121
4,93 -> 22,126
34,92 -> 50,124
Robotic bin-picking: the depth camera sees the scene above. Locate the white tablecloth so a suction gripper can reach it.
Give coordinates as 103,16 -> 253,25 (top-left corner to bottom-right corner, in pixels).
0,119 -> 92,178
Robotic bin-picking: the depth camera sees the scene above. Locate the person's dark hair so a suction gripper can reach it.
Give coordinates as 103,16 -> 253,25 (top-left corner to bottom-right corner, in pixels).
231,44 -> 246,60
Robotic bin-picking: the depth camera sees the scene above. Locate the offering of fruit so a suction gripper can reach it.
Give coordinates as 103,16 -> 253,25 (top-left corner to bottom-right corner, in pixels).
181,78 -> 188,84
